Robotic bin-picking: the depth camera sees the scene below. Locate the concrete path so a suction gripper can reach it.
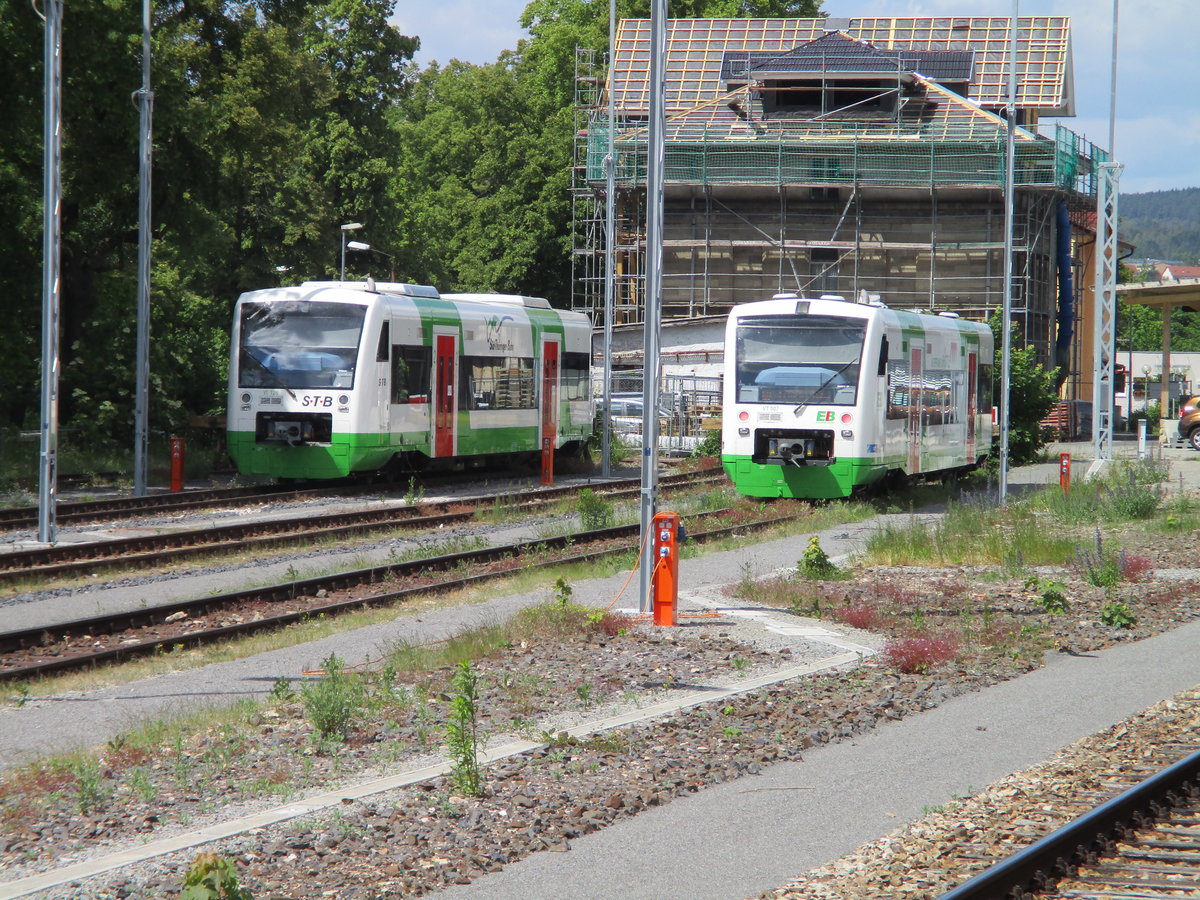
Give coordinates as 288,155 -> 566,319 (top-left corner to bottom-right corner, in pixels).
440,620 -> 1200,900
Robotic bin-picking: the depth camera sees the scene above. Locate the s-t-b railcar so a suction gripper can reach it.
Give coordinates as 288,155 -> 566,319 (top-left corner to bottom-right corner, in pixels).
227,281 -> 594,480
722,294 -> 994,499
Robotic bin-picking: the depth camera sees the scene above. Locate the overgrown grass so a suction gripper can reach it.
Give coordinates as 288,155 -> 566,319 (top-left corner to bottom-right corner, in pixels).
865,498 -> 1075,568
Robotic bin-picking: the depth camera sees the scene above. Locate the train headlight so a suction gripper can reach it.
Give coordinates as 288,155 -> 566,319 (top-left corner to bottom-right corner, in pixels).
241,393 -> 251,403
841,430 -> 854,439
738,427 -> 750,436
338,395 -> 349,405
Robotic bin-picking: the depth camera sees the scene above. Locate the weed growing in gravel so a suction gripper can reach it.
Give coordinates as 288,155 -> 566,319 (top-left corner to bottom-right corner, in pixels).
1099,600 -> 1137,628
179,851 -> 252,900
445,661 -> 484,797
68,757 -> 110,814
830,601 -> 882,631
1071,530 -> 1126,588
577,489 -> 614,530
404,477 -> 425,506
1033,580 -> 1070,613
879,636 -> 960,674
301,654 -> 365,743
797,535 -> 846,580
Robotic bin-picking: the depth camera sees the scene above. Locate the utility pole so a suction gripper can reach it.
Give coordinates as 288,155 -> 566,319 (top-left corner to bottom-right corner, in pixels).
133,0 -> 154,496
998,1 -> 1017,504
38,0 -> 64,543
637,0 -> 666,614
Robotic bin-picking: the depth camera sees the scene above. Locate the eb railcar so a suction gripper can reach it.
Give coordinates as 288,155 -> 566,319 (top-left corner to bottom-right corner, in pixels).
722,294 -> 994,499
227,281 -> 593,480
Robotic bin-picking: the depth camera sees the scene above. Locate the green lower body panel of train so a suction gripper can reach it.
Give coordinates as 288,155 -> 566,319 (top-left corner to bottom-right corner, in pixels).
721,454 -> 889,499
229,423 -> 589,480
228,432 -> 400,479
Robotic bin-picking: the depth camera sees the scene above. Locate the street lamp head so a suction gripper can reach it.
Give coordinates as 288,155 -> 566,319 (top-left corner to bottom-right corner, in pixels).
340,222 -> 364,232
347,241 -> 371,251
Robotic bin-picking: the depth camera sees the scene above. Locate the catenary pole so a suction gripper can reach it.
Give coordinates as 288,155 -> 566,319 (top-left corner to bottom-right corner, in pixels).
1092,0 -> 1120,459
637,0 -> 666,613
133,0 -> 154,496
38,0 -> 64,543
998,1 -> 1018,504
602,0 -> 616,477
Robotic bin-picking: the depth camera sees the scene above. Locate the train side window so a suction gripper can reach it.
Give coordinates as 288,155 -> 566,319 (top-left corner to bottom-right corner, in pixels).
392,345 -> 431,403
886,360 -> 909,419
562,352 -> 590,402
878,335 -> 888,377
460,356 -> 536,410
977,362 -> 995,412
376,322 -> 390,362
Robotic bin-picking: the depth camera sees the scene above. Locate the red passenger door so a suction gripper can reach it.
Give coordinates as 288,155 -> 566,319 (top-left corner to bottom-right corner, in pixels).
966,351 -> 978,461
541,340 -> 559,460
434,334 -> 456,458
907,346 -> 923,474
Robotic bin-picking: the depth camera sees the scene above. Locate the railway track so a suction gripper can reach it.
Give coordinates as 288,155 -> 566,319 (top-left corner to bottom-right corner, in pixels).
0,503 -> 793,683
0,465 -> 596,531
941,751 -> 1200,900
0,471 -> 724,586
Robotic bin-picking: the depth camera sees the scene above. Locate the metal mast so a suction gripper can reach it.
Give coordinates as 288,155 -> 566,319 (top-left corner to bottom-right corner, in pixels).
133,0 -> 155,496
1092,0 -> 1120,460
998,2 -> 1017,504
602,0 -> 616,477
637,0 -> 666,613
38,0 -> 65,543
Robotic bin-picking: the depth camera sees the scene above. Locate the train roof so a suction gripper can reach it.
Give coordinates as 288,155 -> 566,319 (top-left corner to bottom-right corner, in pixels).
440,293 -> 552,310
730,293 -> 989,331
240,283 -> 591,328
298,280 -> 442,299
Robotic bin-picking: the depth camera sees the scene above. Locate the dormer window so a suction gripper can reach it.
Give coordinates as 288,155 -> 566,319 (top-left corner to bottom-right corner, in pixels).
761,77 -> 897,117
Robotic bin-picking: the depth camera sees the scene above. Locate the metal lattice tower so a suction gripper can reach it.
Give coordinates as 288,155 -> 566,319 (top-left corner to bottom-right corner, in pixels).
1092,161 -> 1122,459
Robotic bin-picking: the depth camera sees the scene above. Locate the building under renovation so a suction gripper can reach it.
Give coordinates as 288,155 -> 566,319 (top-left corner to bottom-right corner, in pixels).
572,15 -> 1113,398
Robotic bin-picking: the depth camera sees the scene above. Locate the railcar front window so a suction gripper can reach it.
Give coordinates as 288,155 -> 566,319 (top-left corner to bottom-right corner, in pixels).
239,302 -> 367,389
735,315 -> 865,405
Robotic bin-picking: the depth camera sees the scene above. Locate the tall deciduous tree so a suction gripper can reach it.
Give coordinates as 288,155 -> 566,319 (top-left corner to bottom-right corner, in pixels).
0,0 -> 418,448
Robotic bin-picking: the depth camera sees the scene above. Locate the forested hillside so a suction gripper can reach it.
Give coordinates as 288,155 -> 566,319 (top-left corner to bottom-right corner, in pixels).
0,0 -> 823,449
1120,187 -> 1200,264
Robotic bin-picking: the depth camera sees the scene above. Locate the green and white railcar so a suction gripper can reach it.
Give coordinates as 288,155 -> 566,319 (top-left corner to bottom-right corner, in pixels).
227,281 -> 593,480
722,294 -> 994,499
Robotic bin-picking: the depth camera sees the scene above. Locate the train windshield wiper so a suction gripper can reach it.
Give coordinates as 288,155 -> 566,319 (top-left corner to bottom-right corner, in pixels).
243,351 -> 297,399
793,358 -> 857,417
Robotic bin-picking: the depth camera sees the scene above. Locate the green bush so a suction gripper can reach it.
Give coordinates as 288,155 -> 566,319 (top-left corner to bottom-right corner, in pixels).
797,535 -> 844,580
987,312 -> 1060,465
691,428 -> 721,458
576,488 -> 614,530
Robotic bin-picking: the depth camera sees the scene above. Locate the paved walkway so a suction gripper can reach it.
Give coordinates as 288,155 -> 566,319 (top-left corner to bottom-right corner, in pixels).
441,620 -> 1200,900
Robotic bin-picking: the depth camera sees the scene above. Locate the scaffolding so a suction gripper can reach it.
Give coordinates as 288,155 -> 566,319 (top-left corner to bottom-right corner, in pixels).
571,46 -> 1107,368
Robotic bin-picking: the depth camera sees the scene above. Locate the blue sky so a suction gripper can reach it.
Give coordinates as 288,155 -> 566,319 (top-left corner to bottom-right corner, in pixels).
390,0 -> 1199,194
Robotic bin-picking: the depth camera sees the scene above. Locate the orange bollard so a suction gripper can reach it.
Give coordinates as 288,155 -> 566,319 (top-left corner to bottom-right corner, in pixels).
170,436 -> 186,492
1059,451 -> 1070,494
651,511 -> 681,626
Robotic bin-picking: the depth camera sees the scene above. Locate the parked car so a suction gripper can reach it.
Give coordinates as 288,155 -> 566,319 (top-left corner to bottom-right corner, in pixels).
1178,395 -> 1200,450
600,396 -> 646,434
596,392 -> 672,435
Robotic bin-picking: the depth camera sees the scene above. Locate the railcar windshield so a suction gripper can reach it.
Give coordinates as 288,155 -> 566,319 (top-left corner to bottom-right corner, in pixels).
238,301 -> 367,389
735,314 -> 866,405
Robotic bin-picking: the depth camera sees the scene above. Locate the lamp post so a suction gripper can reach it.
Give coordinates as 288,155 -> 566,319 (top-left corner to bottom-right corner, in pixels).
346,241 -> 397,281
339,222 -> 363,281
